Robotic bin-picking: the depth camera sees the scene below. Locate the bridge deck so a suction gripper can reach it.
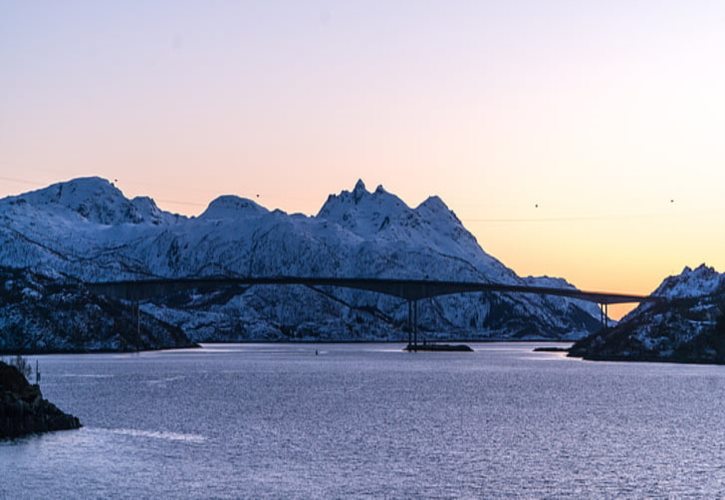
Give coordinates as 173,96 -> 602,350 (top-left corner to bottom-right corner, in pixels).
83,276 -> 656,304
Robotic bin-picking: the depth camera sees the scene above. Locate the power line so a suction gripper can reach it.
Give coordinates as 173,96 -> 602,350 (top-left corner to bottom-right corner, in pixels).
154,198 -> 207,207
459,212 -> 689,223
0,175 -> 47,187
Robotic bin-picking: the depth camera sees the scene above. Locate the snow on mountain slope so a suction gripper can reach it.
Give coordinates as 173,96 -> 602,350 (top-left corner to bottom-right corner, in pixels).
652,264 -> 725,299
0,266 -> 195,353
199,195 -> 269,220
5,177 -> 182,226
317,180 -> 504,275
569,265 -> 725,364
0,177 -> 604,346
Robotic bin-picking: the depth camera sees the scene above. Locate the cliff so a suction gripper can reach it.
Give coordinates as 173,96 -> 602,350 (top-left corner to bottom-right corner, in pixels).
1,361 -> 81,439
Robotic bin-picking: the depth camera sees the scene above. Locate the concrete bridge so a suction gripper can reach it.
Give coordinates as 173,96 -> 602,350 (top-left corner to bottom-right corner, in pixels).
84,276 -> 657,349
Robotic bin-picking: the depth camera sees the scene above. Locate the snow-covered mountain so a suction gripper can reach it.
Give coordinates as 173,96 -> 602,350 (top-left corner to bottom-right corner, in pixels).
0,177 -> 603,349
569,265 -> 725,364
6,177 -> 182,226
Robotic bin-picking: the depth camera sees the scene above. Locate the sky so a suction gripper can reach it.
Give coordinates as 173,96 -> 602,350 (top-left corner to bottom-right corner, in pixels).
1,0 -> 724,318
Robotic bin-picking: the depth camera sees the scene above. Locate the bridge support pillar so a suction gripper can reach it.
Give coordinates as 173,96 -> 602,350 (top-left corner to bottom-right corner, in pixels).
136,302 -> 141,347
406,299 -> 419,352
413,299 -> 418,351
407,301 -> 413,347
599,303 -> 609,330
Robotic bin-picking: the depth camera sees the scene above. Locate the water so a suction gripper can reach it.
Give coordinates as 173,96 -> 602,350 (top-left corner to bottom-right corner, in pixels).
2,343 -> 725,498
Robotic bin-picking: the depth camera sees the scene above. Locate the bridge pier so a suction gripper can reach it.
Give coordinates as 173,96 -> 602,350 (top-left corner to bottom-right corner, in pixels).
406,299 -> 419,352
599,302 -> 609,330
136,301 -> 141,348
413,299 -> 418,350
407,300 -> 413,347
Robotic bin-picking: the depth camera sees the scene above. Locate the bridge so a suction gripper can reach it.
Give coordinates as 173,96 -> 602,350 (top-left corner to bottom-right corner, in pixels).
84,276 -> 657,349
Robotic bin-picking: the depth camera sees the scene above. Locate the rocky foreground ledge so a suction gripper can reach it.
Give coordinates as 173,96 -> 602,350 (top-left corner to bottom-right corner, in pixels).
1,361 -> 81,439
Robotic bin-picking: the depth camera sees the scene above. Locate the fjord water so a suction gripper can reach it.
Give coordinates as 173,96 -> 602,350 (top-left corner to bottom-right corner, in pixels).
2,344 -> 724,498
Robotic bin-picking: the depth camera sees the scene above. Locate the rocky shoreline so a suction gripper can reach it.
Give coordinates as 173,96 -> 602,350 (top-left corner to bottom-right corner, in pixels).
1,361 -> 81,439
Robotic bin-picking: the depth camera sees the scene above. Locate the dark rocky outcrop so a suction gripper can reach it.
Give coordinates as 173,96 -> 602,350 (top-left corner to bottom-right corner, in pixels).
533,346 -> 569,353
404,343 -> 473,352
1,361 -> 81,439
569,266 -> 725,365
568,295 -> 725,364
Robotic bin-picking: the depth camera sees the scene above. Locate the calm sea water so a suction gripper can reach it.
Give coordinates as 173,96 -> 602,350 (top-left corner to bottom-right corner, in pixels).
2,343 -> 724,498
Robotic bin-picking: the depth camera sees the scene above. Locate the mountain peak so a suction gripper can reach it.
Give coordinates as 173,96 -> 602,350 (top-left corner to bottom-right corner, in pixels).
5,177 -> 177,225
415,195 -> 463,226
654,264 -> 723,299
316,179 -> 410,227
199,195 -> 268,220
417,195 -> 449,213
351,179 -> 369,203
353,178 -> 367,192
26,177 -> 121,201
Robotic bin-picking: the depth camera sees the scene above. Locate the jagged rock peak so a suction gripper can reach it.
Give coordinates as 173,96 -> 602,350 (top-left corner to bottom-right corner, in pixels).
352,179 -> 367,203
654,264 -> 724,299
200,195 -> 269,220
353,178 -> 367,193
315,180 -> 476,241
316,179 -> 411,223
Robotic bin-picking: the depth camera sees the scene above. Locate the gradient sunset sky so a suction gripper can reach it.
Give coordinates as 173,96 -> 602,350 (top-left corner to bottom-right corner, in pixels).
2,1 -> 724,317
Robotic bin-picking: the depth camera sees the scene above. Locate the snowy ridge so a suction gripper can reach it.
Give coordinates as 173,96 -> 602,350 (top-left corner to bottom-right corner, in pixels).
652,264 -> 725,299
0,177 -> 604,345
200,195 -> 269,220
570,264 -> 725,364
5,177 -> 181,226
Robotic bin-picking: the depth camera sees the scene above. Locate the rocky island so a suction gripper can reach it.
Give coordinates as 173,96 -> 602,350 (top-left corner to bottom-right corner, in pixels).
1,360 -> 81,439
569,265 -> 725,364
